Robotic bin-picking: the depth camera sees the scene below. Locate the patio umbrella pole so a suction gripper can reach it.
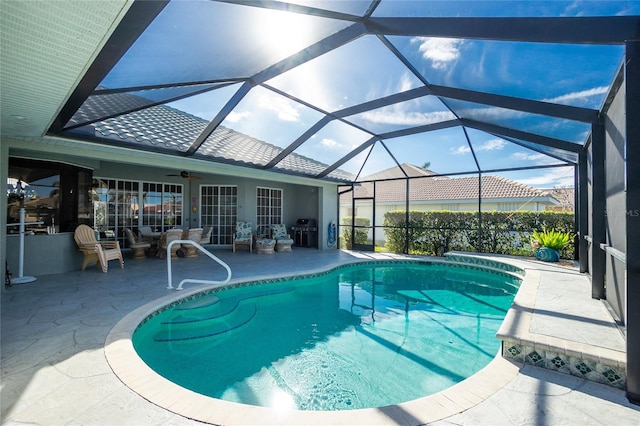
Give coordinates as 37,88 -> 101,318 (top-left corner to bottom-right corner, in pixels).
11,208 -> 37,284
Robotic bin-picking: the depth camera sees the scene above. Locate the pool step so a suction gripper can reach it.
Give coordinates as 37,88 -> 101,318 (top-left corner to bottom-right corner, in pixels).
154,302 -> 257,342
162,286 -> 295,325
153,286 -> 295,342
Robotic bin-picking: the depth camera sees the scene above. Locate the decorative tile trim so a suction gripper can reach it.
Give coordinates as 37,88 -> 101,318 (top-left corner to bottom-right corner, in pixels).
444,252 -> 526,276
502,339 -> 626,389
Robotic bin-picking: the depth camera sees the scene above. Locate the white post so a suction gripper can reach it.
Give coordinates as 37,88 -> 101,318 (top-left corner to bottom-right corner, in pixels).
11,207 -> 37,284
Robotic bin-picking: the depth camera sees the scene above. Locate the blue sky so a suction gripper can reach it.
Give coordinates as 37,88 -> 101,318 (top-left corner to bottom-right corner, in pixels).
103,0 -> 639,188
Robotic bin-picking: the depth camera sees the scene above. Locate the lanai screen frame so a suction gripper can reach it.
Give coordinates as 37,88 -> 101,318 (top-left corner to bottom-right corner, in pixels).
45,1 -> 640,404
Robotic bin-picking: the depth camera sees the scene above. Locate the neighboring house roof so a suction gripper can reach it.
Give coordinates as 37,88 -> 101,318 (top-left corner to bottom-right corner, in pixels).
544,187 -> 575,210
343,164 -> 557,205
69,90 -> 355,182
361,163 -> 437,180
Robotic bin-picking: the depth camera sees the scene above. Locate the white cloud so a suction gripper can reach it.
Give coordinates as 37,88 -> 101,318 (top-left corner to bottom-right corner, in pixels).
451,138 -> 505,155
511,151 -> 565,166
543,86 -> 608,104
451,145 -> 471,155
226,111 -> 250,123
412,37 -> 463,70
481,139 -> 506,151
511,152 -> 547,162
360,109 -> 456,126
257,94 -> 300,122
321,138 -> 338,149
517,167 -> 574,188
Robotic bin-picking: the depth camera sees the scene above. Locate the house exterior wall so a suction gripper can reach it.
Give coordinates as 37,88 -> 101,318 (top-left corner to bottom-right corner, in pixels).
2,137 -> 338,278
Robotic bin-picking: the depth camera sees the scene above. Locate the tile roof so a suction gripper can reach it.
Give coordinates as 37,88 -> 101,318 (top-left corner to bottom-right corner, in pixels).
345,164 -> 555,204
69,90 -> 355,181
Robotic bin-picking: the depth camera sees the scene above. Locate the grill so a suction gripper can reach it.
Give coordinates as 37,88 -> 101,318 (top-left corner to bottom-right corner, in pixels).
291,218 -> 317,247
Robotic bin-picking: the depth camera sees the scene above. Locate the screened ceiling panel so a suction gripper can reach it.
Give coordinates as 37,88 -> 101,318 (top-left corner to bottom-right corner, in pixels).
266,35 -> 424,112
464,130 -> 569,172
495,167 -> 575,191
343,95 -> 456,135
218,85 -> 325,151
372,0 -> 638,18
443,98 -> 591,144
505,137 -> 580,164
284,0 -> 372,16
285,119 -> 373,170
379,128 -> 479,176
66,83 -> 231,129
355,142 -> 402,180
100,0 -> 351,89
389,36 -> 623,109
49,0 -> 640,187
165,84 -> 243,122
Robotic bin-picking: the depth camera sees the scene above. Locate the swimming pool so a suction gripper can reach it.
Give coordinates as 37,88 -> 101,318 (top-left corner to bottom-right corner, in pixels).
132,260 -> 521,411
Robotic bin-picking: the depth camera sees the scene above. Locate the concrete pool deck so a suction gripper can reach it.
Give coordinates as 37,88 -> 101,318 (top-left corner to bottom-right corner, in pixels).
1,248 -> 638,425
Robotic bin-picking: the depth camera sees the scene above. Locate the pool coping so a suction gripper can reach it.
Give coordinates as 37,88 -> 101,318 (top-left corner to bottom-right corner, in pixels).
446,252 -> 626,389
104,258 -> 525,425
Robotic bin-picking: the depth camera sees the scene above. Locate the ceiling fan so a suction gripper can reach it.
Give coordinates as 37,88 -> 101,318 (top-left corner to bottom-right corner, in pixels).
166,170 -> 202,180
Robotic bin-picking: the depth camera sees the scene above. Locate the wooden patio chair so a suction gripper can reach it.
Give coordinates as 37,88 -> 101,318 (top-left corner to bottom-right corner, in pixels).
73,224 -> 124,272
158,228 -> 184,259
124,228 -> 151,260
183,228 -> 203,257
200,226 -> 213,245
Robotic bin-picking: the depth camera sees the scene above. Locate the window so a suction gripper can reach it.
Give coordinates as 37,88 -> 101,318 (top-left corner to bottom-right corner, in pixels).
498,202 -> 520,211
6,157 -> 92,233
93,178 -> 182,246
256,187 -> 282,236
200,185 -> 237,245
442,204 -> 459,211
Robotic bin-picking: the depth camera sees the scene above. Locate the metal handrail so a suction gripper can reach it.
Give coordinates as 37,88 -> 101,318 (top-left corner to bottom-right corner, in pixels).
166,240 -> 232,290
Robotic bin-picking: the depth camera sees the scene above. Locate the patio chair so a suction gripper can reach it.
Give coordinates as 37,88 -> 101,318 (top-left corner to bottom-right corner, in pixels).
271,224 -> 293,252
183,227 -> 203,258
94,242 -> 124,273
124,228 -> 151,260
200,226 -> 213,245
233,221 -> 253,253
74,224 -> 124,272
138,226 -> 155,243
158,228 -> 184,259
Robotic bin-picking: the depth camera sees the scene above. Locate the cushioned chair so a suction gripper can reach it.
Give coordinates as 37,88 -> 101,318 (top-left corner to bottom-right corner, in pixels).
138,226 -> 155,243
158,228 -> 184,259
271,224 -> 293,252
74,224 -> 124,272
183,228 -> 203,258
124,228 -> 150,260
233,221 -> 253,253
200,226 -> 212,245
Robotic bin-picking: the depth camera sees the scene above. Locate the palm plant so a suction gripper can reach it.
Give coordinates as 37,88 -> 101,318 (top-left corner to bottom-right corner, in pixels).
531,228 -> 573,251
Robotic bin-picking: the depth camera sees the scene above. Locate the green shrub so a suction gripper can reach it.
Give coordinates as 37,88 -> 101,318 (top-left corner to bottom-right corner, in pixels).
531,228 -> 573,251
381,210 -> 575,258
341,216 -> 370,249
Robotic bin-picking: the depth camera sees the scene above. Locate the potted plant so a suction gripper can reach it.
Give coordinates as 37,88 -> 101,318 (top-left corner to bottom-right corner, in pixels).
530,228 -> 573,262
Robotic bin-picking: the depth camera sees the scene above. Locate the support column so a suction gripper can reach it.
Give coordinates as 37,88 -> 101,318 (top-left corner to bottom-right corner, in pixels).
577,155 -> 589,273
625,39 -> 640,405
590,119 -> 606,299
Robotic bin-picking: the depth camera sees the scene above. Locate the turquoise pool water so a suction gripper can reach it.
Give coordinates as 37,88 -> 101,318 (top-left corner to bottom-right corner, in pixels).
133,261 -> 520,411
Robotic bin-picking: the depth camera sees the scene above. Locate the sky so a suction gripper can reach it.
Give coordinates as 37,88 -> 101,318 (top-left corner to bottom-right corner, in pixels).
101,0 -> 640,188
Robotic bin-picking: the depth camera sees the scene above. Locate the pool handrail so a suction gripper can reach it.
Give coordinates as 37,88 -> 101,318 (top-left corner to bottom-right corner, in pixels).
166,239 -> 232,290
